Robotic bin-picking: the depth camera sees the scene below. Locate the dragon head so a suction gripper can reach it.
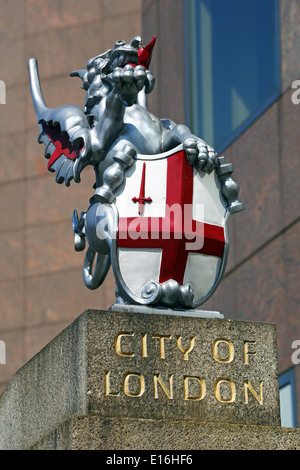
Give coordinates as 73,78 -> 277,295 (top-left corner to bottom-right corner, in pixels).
104,36 -> 156,73
70,36 -> 156,115
102,35 -> 156,73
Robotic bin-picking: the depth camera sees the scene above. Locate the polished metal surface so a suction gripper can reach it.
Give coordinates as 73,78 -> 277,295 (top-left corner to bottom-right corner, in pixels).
28,36 -> 244,310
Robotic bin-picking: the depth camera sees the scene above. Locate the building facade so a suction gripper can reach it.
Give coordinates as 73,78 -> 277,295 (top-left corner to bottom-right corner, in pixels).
0,0 -> 299,428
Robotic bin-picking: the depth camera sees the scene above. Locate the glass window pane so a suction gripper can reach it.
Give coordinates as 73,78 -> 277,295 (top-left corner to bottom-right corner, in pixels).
186,0 -> 280,151
280,383 -> 295,428
279,369 -> 297,428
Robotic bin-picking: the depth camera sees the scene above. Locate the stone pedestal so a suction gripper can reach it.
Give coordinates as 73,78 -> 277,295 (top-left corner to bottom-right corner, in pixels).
0,309 -> 300,450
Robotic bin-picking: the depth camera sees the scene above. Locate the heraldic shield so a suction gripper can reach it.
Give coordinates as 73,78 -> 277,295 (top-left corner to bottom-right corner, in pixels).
109,144 -> 231,310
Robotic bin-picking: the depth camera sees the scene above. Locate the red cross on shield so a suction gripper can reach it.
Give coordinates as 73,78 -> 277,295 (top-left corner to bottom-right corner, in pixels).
113,144 -> 228,307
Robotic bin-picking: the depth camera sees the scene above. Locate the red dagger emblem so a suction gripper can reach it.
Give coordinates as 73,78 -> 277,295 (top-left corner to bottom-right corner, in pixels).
132,162 -> 152,215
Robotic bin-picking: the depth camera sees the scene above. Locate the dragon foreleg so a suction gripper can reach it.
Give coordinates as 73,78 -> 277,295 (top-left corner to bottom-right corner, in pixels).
93,144 -> 136,204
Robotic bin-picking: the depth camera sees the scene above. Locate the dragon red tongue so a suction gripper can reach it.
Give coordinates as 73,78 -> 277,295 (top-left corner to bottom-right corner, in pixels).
138,35 -> 156,69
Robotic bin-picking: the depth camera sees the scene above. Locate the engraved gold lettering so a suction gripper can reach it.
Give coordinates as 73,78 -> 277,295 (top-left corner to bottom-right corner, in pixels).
213,339 -> 234,363
244,380 -> 263,405
152,334 -> 172,359
115,332 -> 134,357
104,371 -> 120,397
153,373 -> 173,399
123,373 -> 145,397
176,336 -> 195,360
184,376 -> 206,401
142,333 -> 147,358
215,378 -> 236,403
244,341 -> 256,364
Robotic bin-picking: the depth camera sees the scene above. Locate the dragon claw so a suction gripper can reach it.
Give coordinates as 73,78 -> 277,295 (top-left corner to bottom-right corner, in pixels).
184,137 -> 218,173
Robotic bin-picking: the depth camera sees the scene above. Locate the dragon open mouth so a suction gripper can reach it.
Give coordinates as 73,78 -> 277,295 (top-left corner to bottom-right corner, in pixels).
104,35 -> 156,73
109,51 -> 139,70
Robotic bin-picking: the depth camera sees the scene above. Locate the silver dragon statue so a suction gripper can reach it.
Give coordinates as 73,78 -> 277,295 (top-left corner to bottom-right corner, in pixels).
28,35 -> 244,311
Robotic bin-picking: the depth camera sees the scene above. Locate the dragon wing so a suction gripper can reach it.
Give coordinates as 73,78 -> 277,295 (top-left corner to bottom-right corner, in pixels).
28,58 -> 91,186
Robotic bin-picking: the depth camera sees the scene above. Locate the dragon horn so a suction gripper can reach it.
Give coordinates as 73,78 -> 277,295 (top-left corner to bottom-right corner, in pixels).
28,58 -> 48,121
138,35 -> 156,69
